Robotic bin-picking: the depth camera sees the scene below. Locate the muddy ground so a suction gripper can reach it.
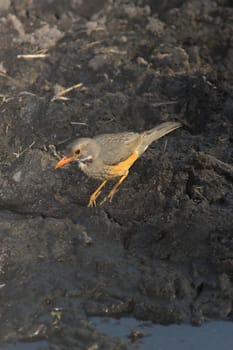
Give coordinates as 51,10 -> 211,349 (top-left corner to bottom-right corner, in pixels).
0,0 -> 232,349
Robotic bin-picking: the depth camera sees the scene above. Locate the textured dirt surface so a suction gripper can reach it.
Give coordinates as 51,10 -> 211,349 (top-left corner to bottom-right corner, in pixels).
0,0 -> 233,349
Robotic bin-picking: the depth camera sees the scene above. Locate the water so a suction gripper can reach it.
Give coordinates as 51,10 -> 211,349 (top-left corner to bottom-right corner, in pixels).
0,341 -> 49,350
91,317 -> 233,350
1,320 -> 232,349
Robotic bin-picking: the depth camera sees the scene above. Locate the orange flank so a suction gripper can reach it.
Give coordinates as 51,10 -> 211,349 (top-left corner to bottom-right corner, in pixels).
110,152 -> 138,177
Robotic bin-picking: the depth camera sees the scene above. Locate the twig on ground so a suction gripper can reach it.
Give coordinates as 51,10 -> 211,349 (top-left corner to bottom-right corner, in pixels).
163,139 -> 168,152
150,101 -> 178,107
13,141 -> 35,159
17,53 -> 49,59
51,83 -> 84,102
83,40 -> 103,49
197,152 -> 233,181
70,122 -> 88,126
8,14 -> 26,39
0,71 -> 21,86
48,145 -> 62,159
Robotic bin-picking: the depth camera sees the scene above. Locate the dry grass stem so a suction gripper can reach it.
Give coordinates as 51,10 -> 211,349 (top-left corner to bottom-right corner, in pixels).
51,83 -> 84,101
17,54 -> 49,59
13,141 -> 35,159
70,121 -> 88,126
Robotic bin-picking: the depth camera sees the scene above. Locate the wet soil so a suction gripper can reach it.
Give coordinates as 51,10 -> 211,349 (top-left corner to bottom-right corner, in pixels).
0,0 -> 233,348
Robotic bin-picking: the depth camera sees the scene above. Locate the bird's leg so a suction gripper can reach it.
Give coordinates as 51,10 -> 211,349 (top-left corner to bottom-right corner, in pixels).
88,180 -> 107,207
100,174 -> 128,205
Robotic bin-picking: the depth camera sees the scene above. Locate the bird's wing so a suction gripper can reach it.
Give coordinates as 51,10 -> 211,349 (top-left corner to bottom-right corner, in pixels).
94,132 -> 141,165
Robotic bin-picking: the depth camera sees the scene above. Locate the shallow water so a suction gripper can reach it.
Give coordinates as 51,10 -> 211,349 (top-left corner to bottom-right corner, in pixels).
91,317 -> 233,350
1,320 -> 232,349
0,341 -> 49,350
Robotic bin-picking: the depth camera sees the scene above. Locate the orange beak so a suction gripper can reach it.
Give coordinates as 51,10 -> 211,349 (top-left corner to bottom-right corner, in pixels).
55,156 -> 75,169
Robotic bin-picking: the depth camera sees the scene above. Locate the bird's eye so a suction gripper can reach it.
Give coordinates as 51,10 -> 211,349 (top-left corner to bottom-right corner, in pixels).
75,149 -> 80,155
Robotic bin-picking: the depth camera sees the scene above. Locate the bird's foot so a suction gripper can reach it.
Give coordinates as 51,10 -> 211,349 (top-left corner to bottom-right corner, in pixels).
100,189 -> 118,206
87,197 -> 96,208
87,191 -> 101,207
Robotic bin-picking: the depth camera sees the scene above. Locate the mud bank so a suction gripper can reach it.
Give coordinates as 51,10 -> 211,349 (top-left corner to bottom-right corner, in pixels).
0,0 -> 232,348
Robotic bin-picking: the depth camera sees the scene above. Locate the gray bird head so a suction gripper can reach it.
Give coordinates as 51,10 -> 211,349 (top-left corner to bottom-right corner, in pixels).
55,138 -> 100,169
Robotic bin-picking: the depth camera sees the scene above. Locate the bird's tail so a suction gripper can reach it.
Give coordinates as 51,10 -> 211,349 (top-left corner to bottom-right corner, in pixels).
137,121 -> 182,155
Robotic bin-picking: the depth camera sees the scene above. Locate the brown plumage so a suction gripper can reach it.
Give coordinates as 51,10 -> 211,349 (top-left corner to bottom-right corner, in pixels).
55,121 -> 182,207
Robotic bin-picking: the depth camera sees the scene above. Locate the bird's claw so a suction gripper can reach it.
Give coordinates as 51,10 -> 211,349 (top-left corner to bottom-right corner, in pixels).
87,198 -> 96,207
100,189 -> 118,206
87,190 -> 102,207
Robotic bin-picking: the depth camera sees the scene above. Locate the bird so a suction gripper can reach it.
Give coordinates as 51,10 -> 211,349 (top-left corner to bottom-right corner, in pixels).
55,121 -> 182,207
